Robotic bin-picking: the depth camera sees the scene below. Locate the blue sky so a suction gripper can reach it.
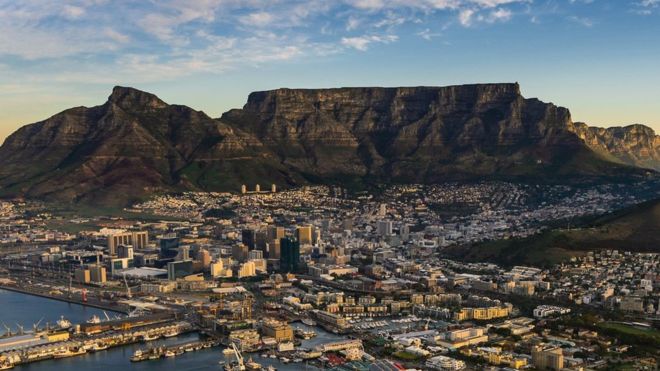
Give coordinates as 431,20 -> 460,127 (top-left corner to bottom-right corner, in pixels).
1,0 -> 659,141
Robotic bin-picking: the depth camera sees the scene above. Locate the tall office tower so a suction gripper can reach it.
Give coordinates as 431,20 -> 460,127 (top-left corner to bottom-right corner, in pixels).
269,239 -> 281,260
232,243 -> 249,262
255,231 -> 268,253
159,234 -> 179,259
242,229 -> 256,250
401,224 -> 410,241
377,221 -> 393,236
296,225 -> 313,245
280,237 -> 300,273
117,245 -> 134,259
267,226 -> 286,241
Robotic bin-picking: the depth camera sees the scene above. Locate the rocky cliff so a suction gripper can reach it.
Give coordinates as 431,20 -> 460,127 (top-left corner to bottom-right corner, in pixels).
0,84 -> 650,205
569,122 -> 660,170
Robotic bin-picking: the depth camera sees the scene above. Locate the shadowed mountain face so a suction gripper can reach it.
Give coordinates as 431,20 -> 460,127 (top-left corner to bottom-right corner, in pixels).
0,84 -> 651,206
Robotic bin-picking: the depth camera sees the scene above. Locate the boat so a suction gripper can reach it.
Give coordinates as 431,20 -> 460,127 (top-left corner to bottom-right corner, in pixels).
268,354 -> 277,359
130,350 -> 144,362
223,348 -> 236,357
91,343 -> 109,352
141,333 -> 160,342
266,366 -> 276,371
293,358 -> 303,363
53,347 -> 87,359
56,316 -> 72,329
163,350 -> 176,358
301,318 -> 316,327
294,328 -> 316,340
162,331 -> 178,338
245,358 -> 262,370
279,357 -> 290,364
86,315 -> 101,324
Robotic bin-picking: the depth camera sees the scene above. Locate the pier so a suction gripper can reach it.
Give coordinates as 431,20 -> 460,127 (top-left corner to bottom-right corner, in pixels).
130,339 -> 220,362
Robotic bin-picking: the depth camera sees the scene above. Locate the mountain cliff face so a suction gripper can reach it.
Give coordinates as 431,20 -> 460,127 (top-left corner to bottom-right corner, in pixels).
0,84 -> 650,206
568,122 -> 660,170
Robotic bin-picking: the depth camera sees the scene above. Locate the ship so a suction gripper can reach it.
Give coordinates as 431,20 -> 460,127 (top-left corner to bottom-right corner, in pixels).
245,358 -> 262,370
301,318 -> 316,327
162,330 -> 179,338
140,333 -> 160,342
56,316 -> 72,330
53,347 -> 87,359
86,315 -> 101,324
294,328 -> 316,340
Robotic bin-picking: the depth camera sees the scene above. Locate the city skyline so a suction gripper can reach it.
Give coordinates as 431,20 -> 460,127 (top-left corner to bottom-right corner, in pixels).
1,0 -> 660,142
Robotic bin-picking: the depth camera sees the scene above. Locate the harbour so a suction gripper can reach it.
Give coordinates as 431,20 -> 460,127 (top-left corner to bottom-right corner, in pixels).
0,289 -> 352,370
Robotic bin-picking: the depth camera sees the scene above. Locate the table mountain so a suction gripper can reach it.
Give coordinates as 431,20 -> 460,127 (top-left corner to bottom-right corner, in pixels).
0,84 -> 651,206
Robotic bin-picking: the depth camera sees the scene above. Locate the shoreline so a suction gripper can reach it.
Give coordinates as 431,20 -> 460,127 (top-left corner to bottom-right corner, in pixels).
0,285 -> 127,314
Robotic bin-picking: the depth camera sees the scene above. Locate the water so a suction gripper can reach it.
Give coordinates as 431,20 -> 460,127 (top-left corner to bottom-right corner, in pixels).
0,289 -> 116,330
1,289 -> 347,370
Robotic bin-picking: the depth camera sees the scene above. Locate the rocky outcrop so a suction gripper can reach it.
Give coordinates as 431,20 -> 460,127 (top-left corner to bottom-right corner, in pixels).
569,122 -> 660,170
0,84 -> 650,206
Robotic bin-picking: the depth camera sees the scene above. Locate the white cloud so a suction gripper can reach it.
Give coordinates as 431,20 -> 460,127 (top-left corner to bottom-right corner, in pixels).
239,11 -> 274,27
568,15 -> 593,27
341,34 -> 398,51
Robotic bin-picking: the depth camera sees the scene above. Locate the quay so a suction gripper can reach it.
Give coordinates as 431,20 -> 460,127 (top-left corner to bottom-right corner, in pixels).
0,284 -> 127,314
0,320 -> 193,368
130,339 -> 220,362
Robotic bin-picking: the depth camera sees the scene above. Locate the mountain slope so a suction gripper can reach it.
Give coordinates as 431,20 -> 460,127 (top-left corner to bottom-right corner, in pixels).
444,198 -> 660,267
569,122 -> 660,170
0,84 -> 651,206
0,87 -> 291,205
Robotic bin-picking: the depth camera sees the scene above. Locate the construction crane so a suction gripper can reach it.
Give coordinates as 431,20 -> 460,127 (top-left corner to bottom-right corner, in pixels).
123,273 -> 132,299
15,323 -> 24,335
424,318 -> 431,331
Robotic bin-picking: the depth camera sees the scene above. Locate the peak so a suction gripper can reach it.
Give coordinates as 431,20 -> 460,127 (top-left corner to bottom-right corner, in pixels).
108,86 -> 167,109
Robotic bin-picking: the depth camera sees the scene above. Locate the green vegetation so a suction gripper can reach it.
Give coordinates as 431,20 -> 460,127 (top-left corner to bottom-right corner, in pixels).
445,198 -> 660,267
392,350 -> 422,361
596,322 -> 660,347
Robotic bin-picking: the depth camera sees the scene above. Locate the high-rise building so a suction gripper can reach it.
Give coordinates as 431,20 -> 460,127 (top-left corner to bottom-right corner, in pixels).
177,245 -> 190,261
159,235 -> 179,259
117,245 -> 134,259
296,226 -> 313,245
232,243 -> 249,262
269,239 -> 281,260
255,184 -> 261,192
107,231 -> 148,255
271,184 -> 277,193
532,345 -> 564,370
167,260 -> 194,281
280,237 -> 300,273
242,229 -> 257,250
241,184 -> 247,194
377,221 -> 393,236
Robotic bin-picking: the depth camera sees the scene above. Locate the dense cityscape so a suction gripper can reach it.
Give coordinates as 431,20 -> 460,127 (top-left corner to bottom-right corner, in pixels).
0,183 -> 658,370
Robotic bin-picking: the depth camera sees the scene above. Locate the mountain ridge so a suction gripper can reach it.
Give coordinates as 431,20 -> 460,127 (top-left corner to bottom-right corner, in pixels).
0,84 -> 654,206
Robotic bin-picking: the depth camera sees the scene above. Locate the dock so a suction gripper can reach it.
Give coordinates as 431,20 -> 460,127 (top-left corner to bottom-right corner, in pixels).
130,339 -> 220,362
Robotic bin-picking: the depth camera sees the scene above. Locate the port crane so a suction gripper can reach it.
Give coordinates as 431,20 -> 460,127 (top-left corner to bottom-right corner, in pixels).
33,317 -> 44,332
2,323 -> 12,337
225,342 -> 245,371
